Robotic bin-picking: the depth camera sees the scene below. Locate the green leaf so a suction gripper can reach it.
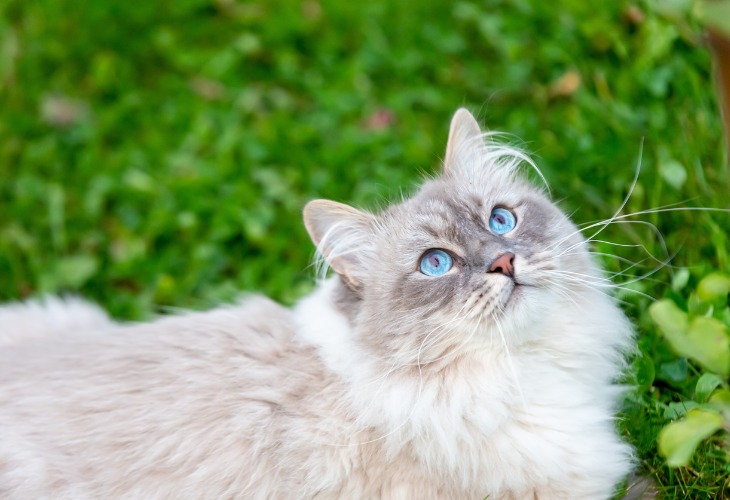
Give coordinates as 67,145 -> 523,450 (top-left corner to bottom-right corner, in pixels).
671,268 -> 691,292
709,389 -> 730,421
658,159 -> 687,190
650,300 -> 730,376
658,358 -> 690,384
658,408 -> 724,467
634,351 -> 655,391
688,291 -> 713,317
664,401 -> 700,420
695,373 -> 724,403
697,273 -> 730,302
687,317 -> 730,376
650,299 -> 689,338
53,255 -> 99,289
709,388 -> 730,405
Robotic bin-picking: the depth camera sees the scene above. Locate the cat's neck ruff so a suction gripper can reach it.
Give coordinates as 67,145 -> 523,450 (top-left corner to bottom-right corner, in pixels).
294,276 -> 633,492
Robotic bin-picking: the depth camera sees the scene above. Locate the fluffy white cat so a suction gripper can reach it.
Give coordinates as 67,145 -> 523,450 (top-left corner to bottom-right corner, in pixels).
0,109 -> 634,499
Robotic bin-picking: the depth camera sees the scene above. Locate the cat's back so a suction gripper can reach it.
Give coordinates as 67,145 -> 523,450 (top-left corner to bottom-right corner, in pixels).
0,296 -> 338,498
0,296 -> 113,348
0,295 -> 306,383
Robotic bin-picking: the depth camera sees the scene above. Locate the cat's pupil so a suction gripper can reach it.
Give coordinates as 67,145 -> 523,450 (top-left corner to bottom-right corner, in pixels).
430,255 -> 441,267
493,214 -> 505,225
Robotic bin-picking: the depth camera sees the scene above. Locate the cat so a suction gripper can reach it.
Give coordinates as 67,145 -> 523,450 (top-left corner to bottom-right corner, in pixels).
0,108 -> 634,499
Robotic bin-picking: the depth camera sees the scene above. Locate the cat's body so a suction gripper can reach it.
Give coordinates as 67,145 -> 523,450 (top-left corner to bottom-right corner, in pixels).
0,110 -> 634,499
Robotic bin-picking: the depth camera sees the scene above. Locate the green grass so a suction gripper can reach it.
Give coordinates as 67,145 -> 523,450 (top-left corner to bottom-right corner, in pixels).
1,0 -> 728,495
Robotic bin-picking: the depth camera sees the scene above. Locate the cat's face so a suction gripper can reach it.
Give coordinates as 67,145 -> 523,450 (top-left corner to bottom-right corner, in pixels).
304,109 -> 596,364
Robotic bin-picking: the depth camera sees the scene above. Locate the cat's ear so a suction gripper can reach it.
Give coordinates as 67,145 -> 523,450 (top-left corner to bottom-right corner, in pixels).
303,199 -> 376,291
444,108 -> 484,174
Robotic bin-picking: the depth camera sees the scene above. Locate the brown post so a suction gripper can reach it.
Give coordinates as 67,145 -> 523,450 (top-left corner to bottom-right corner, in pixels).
708,28 -> 730,164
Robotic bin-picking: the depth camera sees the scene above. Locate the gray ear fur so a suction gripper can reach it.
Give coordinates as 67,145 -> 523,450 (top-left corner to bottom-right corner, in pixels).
444,108 -> 483,174
303,199 -> 376,291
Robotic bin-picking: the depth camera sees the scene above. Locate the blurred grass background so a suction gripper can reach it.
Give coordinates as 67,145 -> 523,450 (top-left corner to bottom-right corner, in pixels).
0,0 -> 728,496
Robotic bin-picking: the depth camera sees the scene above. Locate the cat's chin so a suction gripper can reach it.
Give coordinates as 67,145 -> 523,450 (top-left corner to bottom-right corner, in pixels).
492,277 -> 521,310
505,283 -> 522,303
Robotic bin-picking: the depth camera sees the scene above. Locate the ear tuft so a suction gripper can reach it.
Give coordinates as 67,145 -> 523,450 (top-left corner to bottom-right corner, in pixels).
303,199 -> 375,291
444,108 -> 484,174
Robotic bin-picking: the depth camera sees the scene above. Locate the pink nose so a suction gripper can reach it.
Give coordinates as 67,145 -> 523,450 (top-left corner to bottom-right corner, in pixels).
489,252 -> 515,277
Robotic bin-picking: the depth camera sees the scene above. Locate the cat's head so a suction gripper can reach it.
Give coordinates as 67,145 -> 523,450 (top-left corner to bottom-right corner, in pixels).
304,109 -> 597,363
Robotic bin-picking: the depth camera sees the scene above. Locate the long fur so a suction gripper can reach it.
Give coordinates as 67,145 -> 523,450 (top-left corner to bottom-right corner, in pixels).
0,109 -> 635,499
0,296 -> 112,348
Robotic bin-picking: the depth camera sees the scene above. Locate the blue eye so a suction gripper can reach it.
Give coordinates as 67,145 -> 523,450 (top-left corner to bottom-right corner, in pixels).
489,207 -> 517,235
419,249 -> 453,277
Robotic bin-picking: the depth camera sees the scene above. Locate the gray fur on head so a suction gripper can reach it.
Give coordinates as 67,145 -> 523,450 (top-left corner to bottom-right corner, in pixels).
304,108 -> 597,365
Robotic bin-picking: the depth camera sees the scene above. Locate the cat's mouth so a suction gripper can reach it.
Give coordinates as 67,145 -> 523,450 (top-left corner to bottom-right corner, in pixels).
482,277 -> 519,314
503,281 -> 520,303
469,277 -> 531,319
500,280 -> 532,308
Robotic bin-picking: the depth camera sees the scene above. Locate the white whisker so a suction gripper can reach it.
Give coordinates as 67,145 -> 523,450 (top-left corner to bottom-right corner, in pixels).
549,141 -> 643,252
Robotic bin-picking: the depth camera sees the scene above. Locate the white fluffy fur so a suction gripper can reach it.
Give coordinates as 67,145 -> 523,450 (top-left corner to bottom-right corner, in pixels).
296,279 -> 634,498
0,296 -> 112,348
0,281 -> 632,498
0,109 -> 635,498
